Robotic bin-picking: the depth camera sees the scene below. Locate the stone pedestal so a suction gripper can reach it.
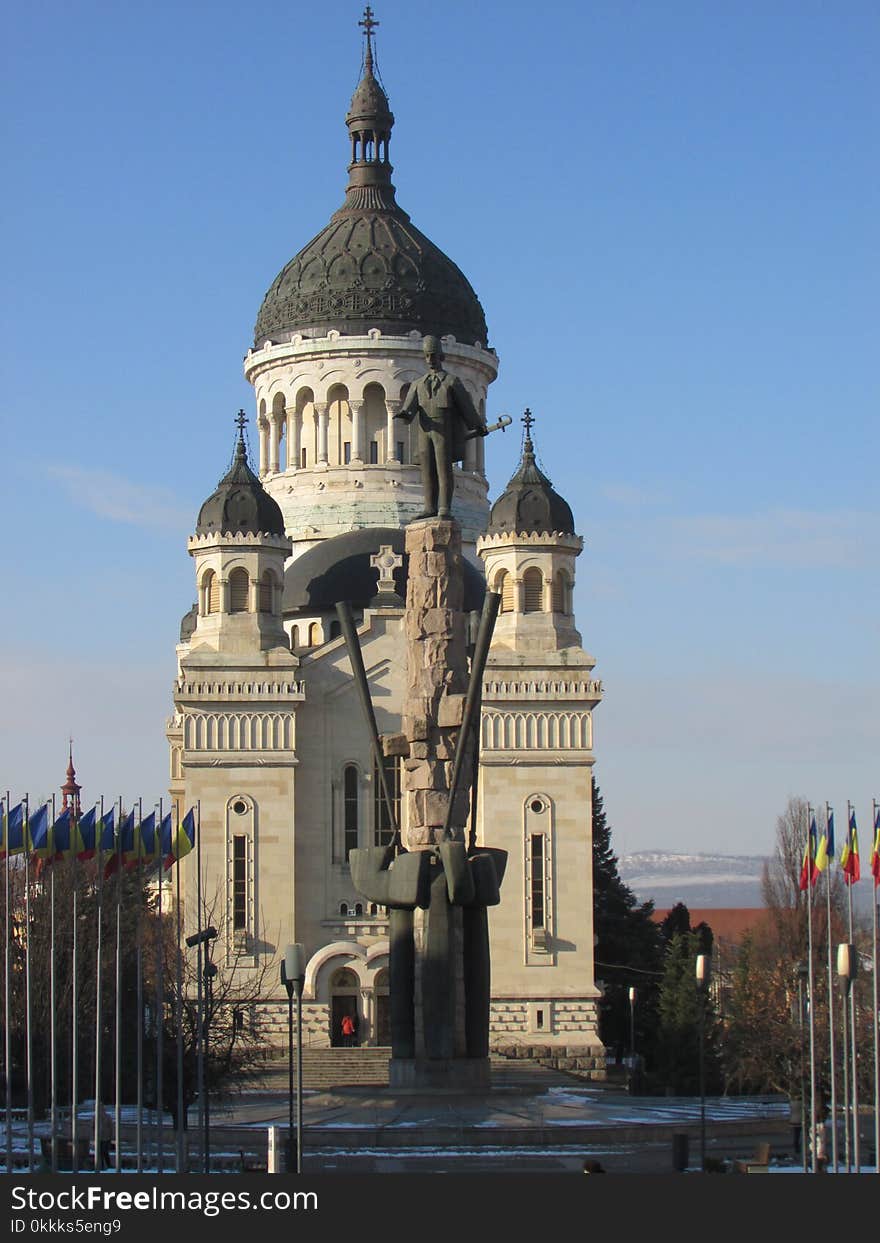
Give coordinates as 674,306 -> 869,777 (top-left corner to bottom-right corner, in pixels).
350,517 -> 505,1092
399,518 -> 472,850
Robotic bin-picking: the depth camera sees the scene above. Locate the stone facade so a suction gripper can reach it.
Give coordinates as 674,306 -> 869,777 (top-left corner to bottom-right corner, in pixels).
167,25 -> 606,1068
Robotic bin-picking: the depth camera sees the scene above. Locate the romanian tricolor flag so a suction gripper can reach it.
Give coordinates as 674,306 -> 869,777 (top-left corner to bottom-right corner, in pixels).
30,804 -> 53,865
814,808 -> 835,875
163,808 -> 195,871
799,814 -> 819,891
104,809 -> 136,879
870,805 -> 879,889
136,812 -> 160,870
840,808 -> 861,885
0,803 -> 27,859
77,806 -> 97,860
52,807 -> 85,861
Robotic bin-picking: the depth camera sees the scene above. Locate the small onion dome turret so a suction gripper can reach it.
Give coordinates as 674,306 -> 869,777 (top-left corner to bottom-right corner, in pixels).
196,418 -> 286,538
487,411 -> 575,537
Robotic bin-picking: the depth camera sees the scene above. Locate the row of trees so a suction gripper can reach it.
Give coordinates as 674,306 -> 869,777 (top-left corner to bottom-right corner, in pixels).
592,783 -> 875,1098
0,859 -> 270,1127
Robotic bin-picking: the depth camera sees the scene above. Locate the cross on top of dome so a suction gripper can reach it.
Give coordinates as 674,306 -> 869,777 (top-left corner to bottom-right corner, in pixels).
359,6 -> 379,68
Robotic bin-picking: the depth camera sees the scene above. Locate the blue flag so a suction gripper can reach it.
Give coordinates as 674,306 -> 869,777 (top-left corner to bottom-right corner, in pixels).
30,804 -> 52,860
78,807 -> 97,860
98,807 -> 116,853
1,803 -> 26,858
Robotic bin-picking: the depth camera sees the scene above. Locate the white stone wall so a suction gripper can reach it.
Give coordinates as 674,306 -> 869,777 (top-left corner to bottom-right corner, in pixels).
244,331 -> 498,551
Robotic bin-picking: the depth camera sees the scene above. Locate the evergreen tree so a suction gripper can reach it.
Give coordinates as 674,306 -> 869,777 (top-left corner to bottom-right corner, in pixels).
591,778 -> 663,1065
654,930 -> 723,1095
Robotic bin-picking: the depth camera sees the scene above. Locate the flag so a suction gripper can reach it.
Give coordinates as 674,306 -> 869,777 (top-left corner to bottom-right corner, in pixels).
29,804 -> 53,862
77,806 -> 97,860
815,809 -> 835,874
799,814 -> 818,891
1,803 -> 27,859
135,812 -> 159,870
98,806 -> 116,854
164,808 -> 195,871
840,808 -> 861,884
53,807 -> 85,860
104,809 -> 135,879
871,806 -> 880,888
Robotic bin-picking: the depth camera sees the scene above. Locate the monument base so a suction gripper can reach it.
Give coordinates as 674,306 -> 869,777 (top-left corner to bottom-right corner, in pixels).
389,1057 -> 491,1092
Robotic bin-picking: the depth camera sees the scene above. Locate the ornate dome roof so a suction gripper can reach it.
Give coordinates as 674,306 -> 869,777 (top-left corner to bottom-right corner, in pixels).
283,527 -> 486,614
196,418 -> 286,538
487,413 -> 575,537
254,33 -> 488,348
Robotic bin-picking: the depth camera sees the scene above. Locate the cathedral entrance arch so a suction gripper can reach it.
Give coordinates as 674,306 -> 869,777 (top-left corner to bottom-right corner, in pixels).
374,968 -> 391,1047
329,967 -> 360,1047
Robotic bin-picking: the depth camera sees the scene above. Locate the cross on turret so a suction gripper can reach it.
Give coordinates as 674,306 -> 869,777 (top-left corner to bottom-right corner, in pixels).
522,409 -> 534,435
359,6 -> 379,66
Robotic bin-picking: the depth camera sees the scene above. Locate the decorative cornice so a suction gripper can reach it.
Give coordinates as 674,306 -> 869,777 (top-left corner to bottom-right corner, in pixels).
482,677 -> 603,702
477,530 -> 583,554
187,531 -> 292,552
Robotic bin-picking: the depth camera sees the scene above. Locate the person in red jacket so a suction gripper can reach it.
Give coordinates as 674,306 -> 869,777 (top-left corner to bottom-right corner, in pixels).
341,1013 -> 356,1047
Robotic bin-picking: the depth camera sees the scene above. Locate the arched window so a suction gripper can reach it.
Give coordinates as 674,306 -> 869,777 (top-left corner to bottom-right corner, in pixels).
259,571 -> 273,613
291,625 -> 300,650
523,568 -> 543,613
498,571 -> 514,614
330,619 -> 341,640
552,572 -> 567,614
229,568 -> 249,613
308,622 -> 320,646
344,764 -> 359,860
373,754 -> 400,846
205,571 -> 220,615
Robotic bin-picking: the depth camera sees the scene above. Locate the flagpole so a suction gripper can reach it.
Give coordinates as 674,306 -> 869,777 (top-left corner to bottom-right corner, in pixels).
114,796 -> 123,1174
93,797 -> 105,1173
49,795 -> 58,1174
872,799 -> 879,1176
136,798 -> 144,1174
195,800 -> 206,1174
847,802 -> 860,1173
841,966 -> 851,1171
805,805 -> 817,1172
24,795 -> 34,1173
824,803 -> 839,1172
4,792 -> 11,1174
70,819 -> 79,1173
174,807 -> 185,1173
156,797 -> 164,1175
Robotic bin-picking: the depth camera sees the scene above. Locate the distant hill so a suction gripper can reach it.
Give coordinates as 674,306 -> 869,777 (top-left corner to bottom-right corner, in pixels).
619,850 -> 876,916
619,850 -> 768,910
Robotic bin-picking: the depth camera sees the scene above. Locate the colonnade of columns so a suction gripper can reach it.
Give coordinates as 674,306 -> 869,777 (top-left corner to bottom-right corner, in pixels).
198,569 -> 283,616
257,397 -> 486,476
494,569 -> 573,615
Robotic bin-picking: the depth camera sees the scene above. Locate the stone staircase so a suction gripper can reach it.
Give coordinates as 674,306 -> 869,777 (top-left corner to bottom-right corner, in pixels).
234,1046 -> 598,1094
242,1046 -> 392,1092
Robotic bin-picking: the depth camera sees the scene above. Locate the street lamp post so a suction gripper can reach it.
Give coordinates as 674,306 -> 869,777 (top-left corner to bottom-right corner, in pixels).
695,953 -> 710,1173
837,943 -> 859,1174
796,961 -> 808,1173
185,925 -> 218,1175
281,944 -> 305,1174
628,987 -> 636,1092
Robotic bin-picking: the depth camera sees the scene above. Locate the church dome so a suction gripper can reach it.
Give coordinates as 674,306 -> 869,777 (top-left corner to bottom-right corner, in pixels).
283,527 -> 486,614
196,420 -> 286,538
487,413 -> 575,537
254,35 -> 488,348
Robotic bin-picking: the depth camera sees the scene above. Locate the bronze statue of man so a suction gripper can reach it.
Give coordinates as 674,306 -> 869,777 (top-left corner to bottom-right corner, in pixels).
395,336 -> 487,519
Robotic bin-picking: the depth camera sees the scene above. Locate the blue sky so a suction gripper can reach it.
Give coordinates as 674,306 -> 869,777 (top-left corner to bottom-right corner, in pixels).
2,1 -> 877,856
